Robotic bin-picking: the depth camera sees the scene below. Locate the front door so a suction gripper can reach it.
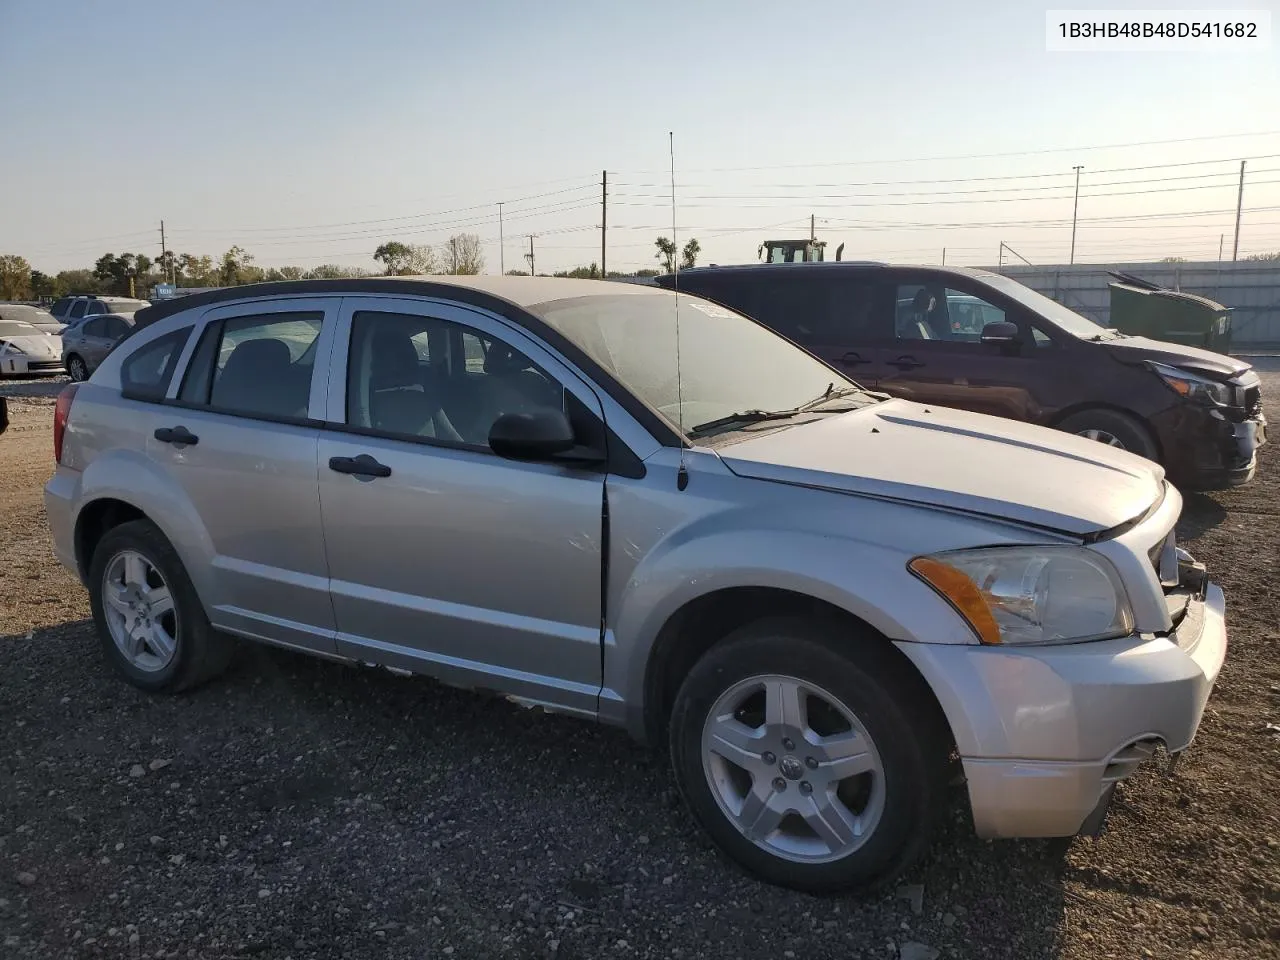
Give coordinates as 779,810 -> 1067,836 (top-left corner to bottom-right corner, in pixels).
316,297 -> 607,716
148,297 -> 341,656
867,276 -> 1055,422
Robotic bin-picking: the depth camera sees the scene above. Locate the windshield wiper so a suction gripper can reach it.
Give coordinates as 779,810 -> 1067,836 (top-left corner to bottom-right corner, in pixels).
688,409 -> 801,436
688,385 -> 870,437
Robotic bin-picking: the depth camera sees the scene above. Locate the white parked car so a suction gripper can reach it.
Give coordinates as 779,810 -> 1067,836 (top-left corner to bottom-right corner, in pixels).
0,318 -> 64,377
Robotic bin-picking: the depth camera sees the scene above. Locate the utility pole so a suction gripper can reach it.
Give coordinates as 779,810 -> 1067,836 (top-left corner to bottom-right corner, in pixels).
601,170 -> 608,277
998,242 -> 1004,269
524,235 -> 535,277
810,213 -> 816,243
941,247 -> 946,266
1232,160 -> 1246,261
498,203 -> 505,275
1070,165 -> 1083,265
159,220 -> 174,285
1219,234 -> 1225,261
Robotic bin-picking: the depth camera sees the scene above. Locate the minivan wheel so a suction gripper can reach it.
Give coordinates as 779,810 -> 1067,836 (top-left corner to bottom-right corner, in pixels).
1057,409 -> 1158,461
66,355 -> 88,382
88,519 -> 235,693
669,618 -> 949,893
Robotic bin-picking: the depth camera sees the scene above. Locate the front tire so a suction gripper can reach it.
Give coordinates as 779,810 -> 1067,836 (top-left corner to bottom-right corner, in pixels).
88,519 -> 235,693
66,354 -> 88,382
1057,409 -> 1158,461
669,617 -> 950,893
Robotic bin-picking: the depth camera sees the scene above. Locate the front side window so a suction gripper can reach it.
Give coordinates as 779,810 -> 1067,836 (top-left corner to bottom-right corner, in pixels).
121,327 -> 191,400
531,291 -> 871,436
345,310 -> 562,447
179,312 -> 323,421
82,317 -> 106,338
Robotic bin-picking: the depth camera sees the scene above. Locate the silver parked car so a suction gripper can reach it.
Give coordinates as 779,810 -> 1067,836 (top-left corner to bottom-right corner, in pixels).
44,277 -> 1227,892
61,311 -> 135,381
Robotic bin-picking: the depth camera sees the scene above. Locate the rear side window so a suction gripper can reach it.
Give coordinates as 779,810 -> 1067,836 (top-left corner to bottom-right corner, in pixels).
752,276 -> 889,347
51,298 -> 72,317
179,312 -> 323,421
121,327 -> 192,401
69,300 -> 88,320
104,316 -> 131,340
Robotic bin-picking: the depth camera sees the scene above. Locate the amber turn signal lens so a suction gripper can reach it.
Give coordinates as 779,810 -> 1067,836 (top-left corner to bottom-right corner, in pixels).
908,556 -> 1003,645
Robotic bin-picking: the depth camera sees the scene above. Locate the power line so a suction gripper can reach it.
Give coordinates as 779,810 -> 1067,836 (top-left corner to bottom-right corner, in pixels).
613,129 -> 1280,175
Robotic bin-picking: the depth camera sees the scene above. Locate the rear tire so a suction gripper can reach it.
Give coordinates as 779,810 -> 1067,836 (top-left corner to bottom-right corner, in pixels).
88,519 -> 235,693
1057,408 -> 1158,461
668,617 -> 950,893
66,355 -> 88,382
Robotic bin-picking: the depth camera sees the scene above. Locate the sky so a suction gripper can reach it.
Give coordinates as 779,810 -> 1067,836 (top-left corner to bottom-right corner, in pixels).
2,0 -> 1280,276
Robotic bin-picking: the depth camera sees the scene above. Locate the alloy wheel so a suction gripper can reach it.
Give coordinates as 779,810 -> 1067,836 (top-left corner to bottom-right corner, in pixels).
700,674 -> 886,864
101,549 -> 179,672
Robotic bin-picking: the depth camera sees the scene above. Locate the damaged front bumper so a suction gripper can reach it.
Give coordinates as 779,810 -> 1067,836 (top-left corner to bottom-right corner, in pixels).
944,550 -> 1227,840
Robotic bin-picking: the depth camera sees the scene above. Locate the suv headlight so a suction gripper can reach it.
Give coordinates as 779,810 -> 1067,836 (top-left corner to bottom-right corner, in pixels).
909,546 -> 1134,645
1148,361 -> 1233,406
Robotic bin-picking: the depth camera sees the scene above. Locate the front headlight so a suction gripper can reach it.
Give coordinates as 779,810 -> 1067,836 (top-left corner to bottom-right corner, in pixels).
909,546 -> 1134,646
1148,361 -> 1232,406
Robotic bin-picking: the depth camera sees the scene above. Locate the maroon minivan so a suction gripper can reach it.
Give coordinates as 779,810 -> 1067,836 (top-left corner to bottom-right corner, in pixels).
656,262 -> 1266,490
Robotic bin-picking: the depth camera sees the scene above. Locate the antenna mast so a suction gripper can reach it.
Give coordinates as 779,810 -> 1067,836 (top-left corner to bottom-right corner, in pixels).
670,132 -> 688,491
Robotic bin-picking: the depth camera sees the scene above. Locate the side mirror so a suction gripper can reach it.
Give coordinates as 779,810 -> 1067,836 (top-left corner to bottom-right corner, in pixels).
980,321 -> 1020,344
489,407 -> 576,461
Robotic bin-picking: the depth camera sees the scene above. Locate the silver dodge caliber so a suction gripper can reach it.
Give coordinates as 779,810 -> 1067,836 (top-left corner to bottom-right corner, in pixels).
45,276 -> 1227,892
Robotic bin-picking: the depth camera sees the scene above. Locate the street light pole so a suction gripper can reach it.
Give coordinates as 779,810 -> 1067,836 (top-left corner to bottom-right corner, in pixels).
498,203 -> 505,275
1070,165 -> 1083,265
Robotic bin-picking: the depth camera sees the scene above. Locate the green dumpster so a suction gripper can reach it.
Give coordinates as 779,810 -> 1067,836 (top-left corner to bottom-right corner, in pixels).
1107,272 -> 1233,352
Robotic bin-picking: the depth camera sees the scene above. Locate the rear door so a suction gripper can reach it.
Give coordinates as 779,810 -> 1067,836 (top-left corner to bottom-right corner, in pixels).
869,272 -> 1058,421
77,317 -> 115,368
149,297 -> 340,656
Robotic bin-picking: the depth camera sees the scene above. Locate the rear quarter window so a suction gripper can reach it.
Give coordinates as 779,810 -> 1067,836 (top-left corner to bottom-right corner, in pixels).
120,327 -> 193,401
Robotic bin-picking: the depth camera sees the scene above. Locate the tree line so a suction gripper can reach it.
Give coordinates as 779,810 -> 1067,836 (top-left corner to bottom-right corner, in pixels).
0,232 -> 705,302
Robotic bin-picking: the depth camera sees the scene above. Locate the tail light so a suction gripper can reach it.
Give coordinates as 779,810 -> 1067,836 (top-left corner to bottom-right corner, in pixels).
53,383 -> 81,464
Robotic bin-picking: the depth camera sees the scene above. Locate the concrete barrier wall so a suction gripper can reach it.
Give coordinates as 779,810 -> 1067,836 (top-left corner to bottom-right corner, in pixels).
988,261 -> 1280,350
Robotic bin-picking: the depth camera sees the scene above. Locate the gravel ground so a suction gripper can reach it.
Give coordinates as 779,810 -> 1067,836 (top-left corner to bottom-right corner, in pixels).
2,368 -> 1279,960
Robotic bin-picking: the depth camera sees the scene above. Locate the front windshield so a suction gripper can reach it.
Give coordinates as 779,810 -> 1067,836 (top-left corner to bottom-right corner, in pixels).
978,273 -> 1116,340
531,290 -> 869,437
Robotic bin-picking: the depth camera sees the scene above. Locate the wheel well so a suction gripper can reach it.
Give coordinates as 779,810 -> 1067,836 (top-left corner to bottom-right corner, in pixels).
75,498 -> 146,578
641,586 -> 955,752
1046,402 -> 1162,459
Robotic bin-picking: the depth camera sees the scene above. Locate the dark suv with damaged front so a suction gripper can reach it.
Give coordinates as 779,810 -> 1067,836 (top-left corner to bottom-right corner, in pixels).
657,263 -> 1266,489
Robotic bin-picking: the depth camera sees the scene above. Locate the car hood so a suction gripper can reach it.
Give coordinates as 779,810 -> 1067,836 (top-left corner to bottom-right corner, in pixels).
1,333 -> 61,359
716,399 -> 1164,536
1100,335 -> 1250,380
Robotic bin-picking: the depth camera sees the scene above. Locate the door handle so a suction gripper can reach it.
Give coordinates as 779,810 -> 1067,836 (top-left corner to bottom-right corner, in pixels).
841,351 -> 871,365
888,355 -> 925,370
154,426 -> 199,446
328,454 -> 392,479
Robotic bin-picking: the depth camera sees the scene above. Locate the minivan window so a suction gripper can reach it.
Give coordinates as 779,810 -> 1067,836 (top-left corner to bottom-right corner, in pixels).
531,291 -> 869,435
121,327 -> 192,400
977,273 -> 1117,340
51,298 -> 72,317
69,300 -> 88,320
179,312 -> 323,421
